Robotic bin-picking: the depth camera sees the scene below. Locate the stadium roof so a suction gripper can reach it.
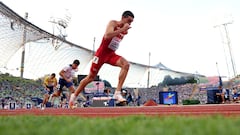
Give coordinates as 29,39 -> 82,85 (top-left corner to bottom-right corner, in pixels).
0,2 -> 203,88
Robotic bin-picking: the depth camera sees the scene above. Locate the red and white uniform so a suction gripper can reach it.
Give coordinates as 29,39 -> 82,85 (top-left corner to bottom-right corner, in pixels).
90,26 -> 126,74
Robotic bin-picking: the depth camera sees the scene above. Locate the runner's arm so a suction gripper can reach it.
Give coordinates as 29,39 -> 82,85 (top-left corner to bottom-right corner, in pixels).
104,21 -> 130,39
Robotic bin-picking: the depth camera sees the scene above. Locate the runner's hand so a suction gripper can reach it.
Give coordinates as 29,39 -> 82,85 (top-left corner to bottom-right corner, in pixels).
123,23 -> 131,31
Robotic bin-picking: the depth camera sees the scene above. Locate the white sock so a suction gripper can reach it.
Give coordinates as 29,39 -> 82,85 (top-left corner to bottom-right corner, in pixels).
48,94 -> 53,102
114,91 -> 121,95
70,94 -> 76,102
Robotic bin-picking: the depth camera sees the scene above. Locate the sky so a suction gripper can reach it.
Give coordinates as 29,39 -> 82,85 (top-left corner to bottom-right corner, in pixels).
1,0 -> 240,79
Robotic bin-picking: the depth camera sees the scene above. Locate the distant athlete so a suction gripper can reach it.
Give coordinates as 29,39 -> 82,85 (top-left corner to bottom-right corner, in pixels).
69,10 -> 134,109
51,59 -> 80,106
41,73 -> 57,110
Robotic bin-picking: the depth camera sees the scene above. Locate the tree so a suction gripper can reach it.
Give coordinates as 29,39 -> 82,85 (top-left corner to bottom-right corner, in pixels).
103,80 -> 112,88
159,75 -> 196,86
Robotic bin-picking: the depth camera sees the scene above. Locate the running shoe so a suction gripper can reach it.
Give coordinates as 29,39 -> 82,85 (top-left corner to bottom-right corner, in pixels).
69,93 -> 77,109
113,91 -> 126,102
40,103 -> 45,110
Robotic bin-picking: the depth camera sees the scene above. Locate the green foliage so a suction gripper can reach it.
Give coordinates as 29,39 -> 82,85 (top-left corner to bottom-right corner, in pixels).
0,115 -> 240,135
0,73 -> 41,87
103,80 -> 112,88
182,99 -> 200,105
159,75 -> 197,86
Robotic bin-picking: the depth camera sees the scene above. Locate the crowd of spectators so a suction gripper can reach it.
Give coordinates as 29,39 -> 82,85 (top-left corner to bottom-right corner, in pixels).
0,80 -> 43,109
1,76 -> 240,109
124,83 -> 208,105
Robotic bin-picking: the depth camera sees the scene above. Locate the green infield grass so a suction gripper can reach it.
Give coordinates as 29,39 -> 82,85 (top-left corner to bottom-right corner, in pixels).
0,115 -> 240,135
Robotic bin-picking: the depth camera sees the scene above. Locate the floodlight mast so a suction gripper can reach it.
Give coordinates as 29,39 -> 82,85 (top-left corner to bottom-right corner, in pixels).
214,21 -> 237,79
20,12 -> 28,78
92,37 -> 96,56
214,25 -> 231,79
49,9 -> 71,37
49,9 -> 71,50
147,52 -> 151,88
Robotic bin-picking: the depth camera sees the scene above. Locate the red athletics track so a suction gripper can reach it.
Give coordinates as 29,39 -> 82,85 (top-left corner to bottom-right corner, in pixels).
0,104 -> 240,117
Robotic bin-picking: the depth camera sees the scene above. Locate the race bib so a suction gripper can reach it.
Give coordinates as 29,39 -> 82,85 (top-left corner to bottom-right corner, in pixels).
108,37 -> 121,51
92,56 -> 99,64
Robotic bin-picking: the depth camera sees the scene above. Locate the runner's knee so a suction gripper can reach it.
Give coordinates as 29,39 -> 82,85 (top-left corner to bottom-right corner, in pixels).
56,92 -> 61,97
87,74 -> 97,82
123,61 -> 130,70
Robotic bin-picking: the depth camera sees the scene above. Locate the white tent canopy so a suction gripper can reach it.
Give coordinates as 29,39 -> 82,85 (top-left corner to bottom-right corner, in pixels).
0,2 -> 197,87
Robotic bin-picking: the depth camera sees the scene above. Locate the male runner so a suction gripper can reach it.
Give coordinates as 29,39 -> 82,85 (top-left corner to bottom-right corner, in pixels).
41,73 -> 57,110
51,59 -> 80,105
69,10 -> 134,108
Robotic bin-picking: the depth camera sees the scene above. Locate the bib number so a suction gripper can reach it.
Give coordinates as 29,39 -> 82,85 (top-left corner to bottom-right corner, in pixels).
108,37 -> 121,51
92,56 -> 99,64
